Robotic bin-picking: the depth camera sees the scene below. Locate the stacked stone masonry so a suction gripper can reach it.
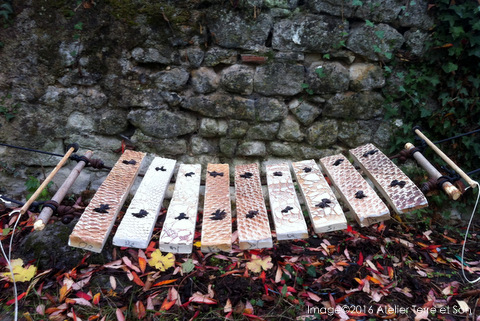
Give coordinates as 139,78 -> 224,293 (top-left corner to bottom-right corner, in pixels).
0,0 -> 433,195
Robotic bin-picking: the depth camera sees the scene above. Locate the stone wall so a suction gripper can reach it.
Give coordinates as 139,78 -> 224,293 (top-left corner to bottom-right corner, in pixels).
0,0 -> 433,197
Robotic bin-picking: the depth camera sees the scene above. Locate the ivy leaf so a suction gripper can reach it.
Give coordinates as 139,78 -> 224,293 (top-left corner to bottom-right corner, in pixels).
352,0 -> 363,6
246,255 -> 273,273
442,62 -> 458,73
365,20 -> 375,27
1,258 -> 37,282
148,250 -> 175,272
375,30 -> 385,39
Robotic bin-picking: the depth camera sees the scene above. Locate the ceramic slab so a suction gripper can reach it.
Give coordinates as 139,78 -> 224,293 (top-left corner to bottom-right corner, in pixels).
319,154 -> 390,227
349,143 -> 428,214
159,164 -> 201,254
112,157 -> 176,249
69,150 -> 146,252
234,163 -> 273,250
201,164 -> 232,253
291,160 -> 347,233
266,163 -> 308,240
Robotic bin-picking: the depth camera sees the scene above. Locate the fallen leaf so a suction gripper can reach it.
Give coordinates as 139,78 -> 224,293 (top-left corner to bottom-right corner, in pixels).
134,301 -> 146,319
138,257 -> 147,274
224,299 -> 233,313
59,284 -> 71,303
1,258 -> 37,282
189,292 -> 217,304
148,250 -> 175,272
246,255 -> 273,273
182,259 -> 195,273
152,278 -> 177,287
92,293 -> 101,305
6,292 -> 27,305
116,308 -> 125,321
160,298 -> 175,311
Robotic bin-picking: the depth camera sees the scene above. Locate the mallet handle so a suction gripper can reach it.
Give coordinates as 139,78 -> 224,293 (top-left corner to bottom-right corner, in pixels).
414,128 -> 477,188
20,146 -> 76,214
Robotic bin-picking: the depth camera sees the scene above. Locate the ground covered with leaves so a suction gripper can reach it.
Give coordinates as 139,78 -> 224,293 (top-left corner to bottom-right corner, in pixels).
1,200 -> 480,321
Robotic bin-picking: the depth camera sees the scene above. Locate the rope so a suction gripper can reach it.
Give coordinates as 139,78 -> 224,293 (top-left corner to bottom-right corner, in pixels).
433,128 -> 480,145
461,181 -> 480,283
0,142 -> 111,169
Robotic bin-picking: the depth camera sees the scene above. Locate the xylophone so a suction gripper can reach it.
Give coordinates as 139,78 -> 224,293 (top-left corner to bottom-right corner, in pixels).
68,144 -> 429,254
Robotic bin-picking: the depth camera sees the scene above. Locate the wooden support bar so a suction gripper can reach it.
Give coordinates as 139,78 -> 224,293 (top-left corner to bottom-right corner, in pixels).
414,128 -> 477,188
292,160 -> 347,233
69,150 -> 145,253
201,164 -> 232,253
320,154 -> 390,227
349,143 -> 428,214
20,146 -> 77,215
235,163 -> 273,250
405,143 -> 462,200
113,157 -> 176,249
266,163 -> 308,240
34,150 -> 94,231
159,164 -> 201,254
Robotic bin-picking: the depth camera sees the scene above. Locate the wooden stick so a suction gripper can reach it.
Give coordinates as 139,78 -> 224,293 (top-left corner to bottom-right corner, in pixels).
414,128 -> 477,188
20,146 -> 77,215
405,143 -> 462,200
33,150 -> 93,231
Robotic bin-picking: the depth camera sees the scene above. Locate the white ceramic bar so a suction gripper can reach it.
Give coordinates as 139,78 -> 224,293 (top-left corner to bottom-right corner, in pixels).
69,150 -> 145,253
266,163 -> 308,240
319,154 -> 390,227
291,160 -> 347,233
113,157 -> 176,249
159,164 -> 201,254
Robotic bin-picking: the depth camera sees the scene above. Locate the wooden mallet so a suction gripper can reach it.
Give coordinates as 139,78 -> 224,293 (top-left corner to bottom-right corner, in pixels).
413,127 -> 477,189
19,143 -> 79,215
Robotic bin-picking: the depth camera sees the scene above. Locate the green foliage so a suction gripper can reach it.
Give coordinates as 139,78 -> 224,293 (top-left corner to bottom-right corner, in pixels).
25,176 -> 53,201
0,1 -> 13,26
0,94 -> 19,123
384,0 -> 480,217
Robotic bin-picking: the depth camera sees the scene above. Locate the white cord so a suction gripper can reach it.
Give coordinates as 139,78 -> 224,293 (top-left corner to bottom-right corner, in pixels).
0,209 -> 21,321
460,181 -> 480,283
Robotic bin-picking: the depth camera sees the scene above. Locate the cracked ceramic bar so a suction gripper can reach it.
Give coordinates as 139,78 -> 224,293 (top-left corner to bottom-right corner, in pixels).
113,157 -> 176,249
69,150 -> 146,253
292,160 -> 347,233
235,163 -> 273,250
201,164 -> 232,253
266,163 -> 308,240
159,164 -> 201,254
320,154 -> 390,227
349,143 -> 428,214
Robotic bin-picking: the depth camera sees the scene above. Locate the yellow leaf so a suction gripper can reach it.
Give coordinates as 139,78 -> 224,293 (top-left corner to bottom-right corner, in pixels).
193,241 -> 201,248
1,259 -> 37,282
246,255 -> 273,273
148,250 -> 175,272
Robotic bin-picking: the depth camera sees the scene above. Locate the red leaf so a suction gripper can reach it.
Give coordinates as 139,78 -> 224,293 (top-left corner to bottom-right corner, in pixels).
145,241 -> 156,255
6,292 -> 26,305
76,291 -> 92,301
93,293 -> 101,305
131,271 -> 145,287
160,298 -> 175,311
259,271 -> 266,283
242,313 -> 265,320
357,252 -> 364,266
152,278 -> 178,287
134,301 -> 146,319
